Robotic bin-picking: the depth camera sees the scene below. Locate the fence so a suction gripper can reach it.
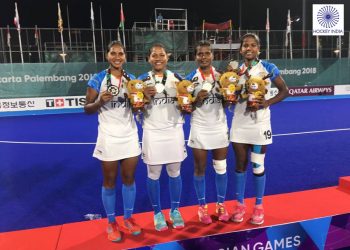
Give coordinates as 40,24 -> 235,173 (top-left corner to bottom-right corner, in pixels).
0,27 -> 349,64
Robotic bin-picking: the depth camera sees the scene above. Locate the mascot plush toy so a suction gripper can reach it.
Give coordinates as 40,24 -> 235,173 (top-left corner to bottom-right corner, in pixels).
126,79 -> 148,112
245,75 -> 269,110
219,71 -> 241,103
176,80 -> 196,113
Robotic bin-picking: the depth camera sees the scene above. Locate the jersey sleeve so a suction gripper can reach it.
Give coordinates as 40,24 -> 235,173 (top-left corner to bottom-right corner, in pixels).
173,72 -> 183,81
261,61 -> 280,82
185,70 -> 197,81
137,72 -> 149,81
87,70 -> 106,92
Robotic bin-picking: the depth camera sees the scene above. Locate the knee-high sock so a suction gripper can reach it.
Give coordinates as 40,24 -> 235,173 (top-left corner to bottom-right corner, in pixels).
194,175 -> 206,206
147,177 -> 161,214
122,183 -> 136,219
169,175 -> 182,211
254,173 -> 266,205
101,187 -> 116,223
215,172 -> 227,204
235,171 -> 247,204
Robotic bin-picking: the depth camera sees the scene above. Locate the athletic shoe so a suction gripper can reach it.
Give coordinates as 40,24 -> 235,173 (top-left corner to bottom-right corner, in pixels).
231,202 -> 246,223
106,222 -> 122,242
154,212 -> 168,231
121,217 -> 142,235
169,208 -> 185,229
250,204 -> 264,225
216,202 -> 230,222
198,204 -> 212,224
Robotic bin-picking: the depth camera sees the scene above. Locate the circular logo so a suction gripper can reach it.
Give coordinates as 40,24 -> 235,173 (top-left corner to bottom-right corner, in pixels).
317,6 -> 339,28
107,85 -> 119,96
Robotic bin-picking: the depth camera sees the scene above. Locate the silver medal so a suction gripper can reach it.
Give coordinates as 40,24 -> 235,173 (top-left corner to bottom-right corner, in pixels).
107,85 -> 119,96
202,81 -> 213,92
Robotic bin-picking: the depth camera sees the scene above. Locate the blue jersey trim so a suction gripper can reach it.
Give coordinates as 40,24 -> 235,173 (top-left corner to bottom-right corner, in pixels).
126,72 -> 136,80
261,60 -> 280,81
137,72 -> 149,80
87,70 -> 106,92
185,70 -> 197,81
174,72 -> 183,81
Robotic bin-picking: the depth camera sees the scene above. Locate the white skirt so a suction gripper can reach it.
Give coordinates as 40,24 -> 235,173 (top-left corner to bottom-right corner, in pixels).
188,124 -> 229,150
93,131 -> 141,161
142,125 -> 187,165
230,120 -> 272,145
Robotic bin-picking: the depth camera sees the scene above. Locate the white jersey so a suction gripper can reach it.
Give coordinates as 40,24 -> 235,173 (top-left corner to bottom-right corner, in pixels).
87,69 -> 138,138
230,60 -> 280,145
185,67 -> 227,129
185,67 -> 229,149
138,70 -> 184,130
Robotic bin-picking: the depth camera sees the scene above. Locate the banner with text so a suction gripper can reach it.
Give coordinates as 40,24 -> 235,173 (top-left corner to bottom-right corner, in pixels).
1,59 -> 350,116
1,59 -> 350,99
141,213 -> 350,250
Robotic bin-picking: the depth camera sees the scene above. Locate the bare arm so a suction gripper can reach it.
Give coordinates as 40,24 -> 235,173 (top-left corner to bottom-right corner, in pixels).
84,87 -> 113,114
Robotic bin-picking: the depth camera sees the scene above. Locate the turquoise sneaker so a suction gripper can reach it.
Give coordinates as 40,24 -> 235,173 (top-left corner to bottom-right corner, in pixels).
169,209 -> 185,229
154,212 -> 168,231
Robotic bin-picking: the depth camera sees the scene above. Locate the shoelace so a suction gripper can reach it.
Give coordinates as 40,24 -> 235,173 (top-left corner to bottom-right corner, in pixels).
125,218 -> 136,229
172,210 -> 180,218
155,213 -> 165,222
201,206 -> 209,216
107,223 -> 119,233
253,208 -> 263,218
218,205 -> 226,214
234,206 -> 244,214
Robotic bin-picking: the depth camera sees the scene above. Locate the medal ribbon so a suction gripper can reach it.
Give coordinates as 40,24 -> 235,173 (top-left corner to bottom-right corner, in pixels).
106,68 -> 123,93
243,59 -> 259,77
198,67 -> 215,83
151,70 -> 167,85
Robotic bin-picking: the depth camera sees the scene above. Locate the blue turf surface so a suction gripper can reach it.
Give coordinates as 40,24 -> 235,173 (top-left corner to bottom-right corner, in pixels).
1,98 -> 350,232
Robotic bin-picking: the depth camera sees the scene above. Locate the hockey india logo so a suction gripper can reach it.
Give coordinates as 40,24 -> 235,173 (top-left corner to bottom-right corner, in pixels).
317,6 -> 339,28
